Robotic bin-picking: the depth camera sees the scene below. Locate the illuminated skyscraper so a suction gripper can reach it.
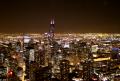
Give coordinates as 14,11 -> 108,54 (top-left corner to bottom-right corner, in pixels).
47,18 -> 55,66
60,59 -> 70,81
48,18 -> 55,41
39,46 -> 45,65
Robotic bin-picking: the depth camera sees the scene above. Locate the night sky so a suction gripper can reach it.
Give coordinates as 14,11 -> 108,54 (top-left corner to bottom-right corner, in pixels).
0,0 -> 120,33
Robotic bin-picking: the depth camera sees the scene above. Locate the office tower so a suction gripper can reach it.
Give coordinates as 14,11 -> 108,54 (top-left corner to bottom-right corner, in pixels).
60,59 -> 70,81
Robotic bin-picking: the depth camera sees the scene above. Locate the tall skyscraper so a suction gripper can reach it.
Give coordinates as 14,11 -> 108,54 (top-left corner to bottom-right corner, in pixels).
48,18 -> 55,41
60,59 -> 70,81
39,46 -> 45,65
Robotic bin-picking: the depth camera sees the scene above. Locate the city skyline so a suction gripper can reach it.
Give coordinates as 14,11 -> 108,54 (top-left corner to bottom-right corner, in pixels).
0,1 -> 120,80
0,0 -> 120,33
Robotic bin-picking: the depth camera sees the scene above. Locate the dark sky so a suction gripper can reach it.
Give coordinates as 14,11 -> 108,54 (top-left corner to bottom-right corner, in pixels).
0,0 -> 120,33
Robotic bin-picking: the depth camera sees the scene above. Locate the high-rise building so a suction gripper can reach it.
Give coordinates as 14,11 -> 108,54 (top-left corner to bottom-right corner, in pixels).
48,19 -> 55,42
83,60 -> 93,81
39,46 -> 45,66
60,59 -> 70,81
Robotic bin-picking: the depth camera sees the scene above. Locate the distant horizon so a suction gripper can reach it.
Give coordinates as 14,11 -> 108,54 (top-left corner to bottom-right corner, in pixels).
0,0 -> 120,33
0,32 -> 120,34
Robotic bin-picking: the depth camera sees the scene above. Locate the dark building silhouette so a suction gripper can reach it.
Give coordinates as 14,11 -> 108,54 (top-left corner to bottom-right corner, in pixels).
60,59 -> 70,81
39,46 -> 45,65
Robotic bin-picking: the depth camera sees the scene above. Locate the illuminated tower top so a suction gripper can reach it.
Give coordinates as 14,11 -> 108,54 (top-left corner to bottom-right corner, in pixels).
50,19 -> 55,25
49,18 -> 55,39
